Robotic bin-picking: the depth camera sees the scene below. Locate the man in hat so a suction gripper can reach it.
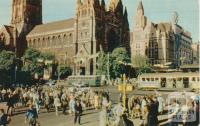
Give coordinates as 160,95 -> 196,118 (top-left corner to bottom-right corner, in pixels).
74,99 -> 83,125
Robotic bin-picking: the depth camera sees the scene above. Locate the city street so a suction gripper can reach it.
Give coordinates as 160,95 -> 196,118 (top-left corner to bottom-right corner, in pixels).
8,86 -> 171,126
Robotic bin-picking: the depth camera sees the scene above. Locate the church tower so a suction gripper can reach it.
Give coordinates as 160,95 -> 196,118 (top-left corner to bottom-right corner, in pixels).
135,1 -> 146,29
75,0 -> 102,75
11,0 -> 42,34
11,0 -> 42,56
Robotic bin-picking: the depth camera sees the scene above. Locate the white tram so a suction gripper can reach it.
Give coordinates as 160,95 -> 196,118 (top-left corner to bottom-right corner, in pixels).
138,72 -> 200,90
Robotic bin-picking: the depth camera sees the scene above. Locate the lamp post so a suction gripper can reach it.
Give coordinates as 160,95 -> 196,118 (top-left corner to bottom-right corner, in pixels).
14,66 -> 17,83
58,62 -> 60,81
107,53 -> 110,85
118,61 -> 133,110
122,74 -> 127,110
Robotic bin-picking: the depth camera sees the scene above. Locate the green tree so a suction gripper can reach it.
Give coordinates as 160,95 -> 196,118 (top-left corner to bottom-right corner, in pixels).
23,48 -> 40,62
40,52 -> 55,61
132,55 -> 152,76
97,47 -> 131,79
0,50 -> 16,85
59,64 -> 72,79
0,50 -> 15,71
111,47 -> 131,78
97,51 -> 109,76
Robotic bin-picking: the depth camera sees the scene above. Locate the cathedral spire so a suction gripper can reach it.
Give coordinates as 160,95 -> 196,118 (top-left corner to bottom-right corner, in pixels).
101,0 -> 106,9
115,0 -> 123,17
137,0 -> 144,15
109,0 -> 119,12
77,0 -> 82,5
124,7 -> 128,19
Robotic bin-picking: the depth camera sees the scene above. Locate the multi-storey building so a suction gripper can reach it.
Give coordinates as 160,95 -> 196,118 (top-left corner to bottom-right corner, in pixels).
0,0 -> 130,75
131,1 -> 192,68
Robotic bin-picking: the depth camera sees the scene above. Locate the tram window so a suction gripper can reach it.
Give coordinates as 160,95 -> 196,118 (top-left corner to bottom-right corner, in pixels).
147,78 -> 150,81
192,77 -> 196,81
155,78 -> 159,81
197,77 -> 200,82
151,78 -> 154,81
142,78 -> 145,81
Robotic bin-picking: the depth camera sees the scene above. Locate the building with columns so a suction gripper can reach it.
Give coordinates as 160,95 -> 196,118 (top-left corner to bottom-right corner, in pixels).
0,0 -> 130,75
131,1 -> 192,68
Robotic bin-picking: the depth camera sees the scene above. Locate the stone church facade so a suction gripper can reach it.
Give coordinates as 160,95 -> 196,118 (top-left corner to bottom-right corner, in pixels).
0,0 -> 42,56
131,1 -> 192,67
0,0 -> 130,75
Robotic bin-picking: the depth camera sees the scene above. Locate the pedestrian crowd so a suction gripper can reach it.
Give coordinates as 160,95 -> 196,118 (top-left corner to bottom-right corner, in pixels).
1,86 -> 200,126
103,91 -> 200,126
0,85 -> 110,126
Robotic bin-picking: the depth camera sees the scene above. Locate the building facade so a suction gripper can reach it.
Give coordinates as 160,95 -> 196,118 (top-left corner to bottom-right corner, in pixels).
0,0 -> 42,56
131,1 -> 192,68
0,0 -> 130,75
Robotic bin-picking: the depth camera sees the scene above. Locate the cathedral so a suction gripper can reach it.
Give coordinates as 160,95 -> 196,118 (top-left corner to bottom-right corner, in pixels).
0,0 -> 130,75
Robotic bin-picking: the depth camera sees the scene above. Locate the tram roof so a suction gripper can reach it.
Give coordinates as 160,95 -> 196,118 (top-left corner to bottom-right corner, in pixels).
139,72 -> 200,78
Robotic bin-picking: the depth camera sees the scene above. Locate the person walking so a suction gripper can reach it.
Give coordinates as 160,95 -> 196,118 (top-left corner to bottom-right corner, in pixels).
94,92 -> 99,110
25,105 -> 38,126
147,96 -> 159,126
6,94 -> 14,116
54,96 -> 61,116
74,99 -> 83,125
0,109 -> 11,126
61,93 -> 68,115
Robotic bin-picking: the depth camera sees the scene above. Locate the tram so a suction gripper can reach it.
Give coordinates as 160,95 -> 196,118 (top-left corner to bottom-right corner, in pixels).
67,75 -> 101,87
138,72 -> 200,90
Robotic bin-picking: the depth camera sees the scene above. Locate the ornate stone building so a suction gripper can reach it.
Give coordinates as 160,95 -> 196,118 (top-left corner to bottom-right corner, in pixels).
131,1 -> 192,67
0,0 -> 42,56
0,0 -> 130,75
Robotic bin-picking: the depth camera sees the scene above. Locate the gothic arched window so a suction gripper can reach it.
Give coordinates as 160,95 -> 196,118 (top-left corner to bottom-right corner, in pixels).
57,35 -> 61,46
69,33 -> 73,44
52,36 -> 55,46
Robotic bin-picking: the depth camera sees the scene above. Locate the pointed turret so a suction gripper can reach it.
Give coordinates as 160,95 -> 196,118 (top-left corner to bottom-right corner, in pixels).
101,0 -> 106,10
122,7 -> 130,52
123,7 -> 128,23
109,0 -> 119,12
137,0 -> 144,15
77,0 -> 82,5
115,0 -> 123,16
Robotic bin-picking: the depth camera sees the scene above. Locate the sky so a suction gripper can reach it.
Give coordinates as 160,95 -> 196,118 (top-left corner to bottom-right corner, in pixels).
0,0 -> 199,41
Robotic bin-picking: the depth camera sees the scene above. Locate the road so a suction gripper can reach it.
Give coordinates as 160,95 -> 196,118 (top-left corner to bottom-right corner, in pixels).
8,86 -> 175,126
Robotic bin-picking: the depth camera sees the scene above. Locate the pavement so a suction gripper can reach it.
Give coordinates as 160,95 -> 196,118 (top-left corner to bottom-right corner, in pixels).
5,86 -> 178,126
10,108 -> 100,126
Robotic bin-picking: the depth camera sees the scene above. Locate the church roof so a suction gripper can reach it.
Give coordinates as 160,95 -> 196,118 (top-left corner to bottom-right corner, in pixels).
137,1 -> 144,11
27,18 -> 75,37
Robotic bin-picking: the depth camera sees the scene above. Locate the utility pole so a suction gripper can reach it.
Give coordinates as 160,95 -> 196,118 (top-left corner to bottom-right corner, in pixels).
58,62 -> 60,81
14,48 -> 17,84
122,74 -> 127,111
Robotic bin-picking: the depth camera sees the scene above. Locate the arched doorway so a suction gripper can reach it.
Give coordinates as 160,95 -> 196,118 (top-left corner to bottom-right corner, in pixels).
79,59 -> 86,75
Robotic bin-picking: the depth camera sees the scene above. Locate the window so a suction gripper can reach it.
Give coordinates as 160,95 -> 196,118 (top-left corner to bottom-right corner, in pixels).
69,33 -> 73,43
